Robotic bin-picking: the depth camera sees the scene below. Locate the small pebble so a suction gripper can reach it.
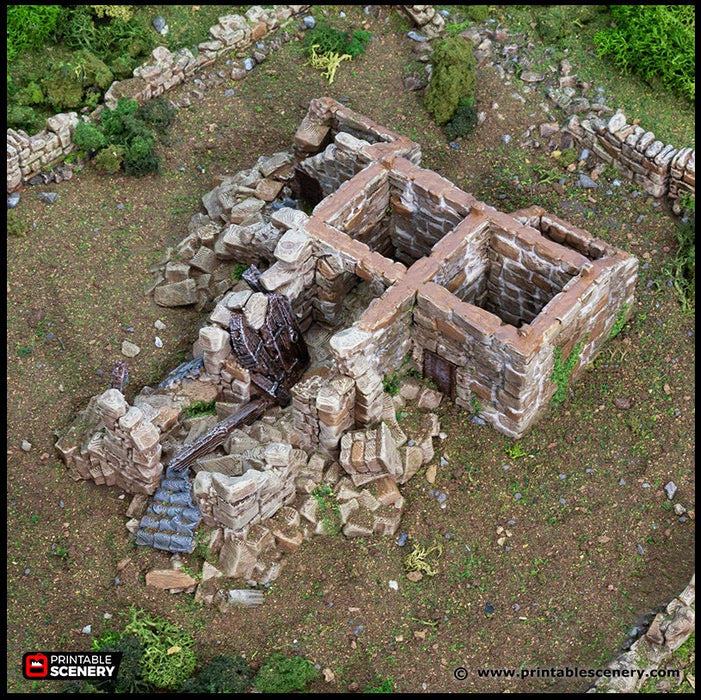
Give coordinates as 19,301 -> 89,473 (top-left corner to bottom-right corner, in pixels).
154,319 -> 166,330
664,481 -> 677,500
514,492 -> 522,500
21,440 -> 32,452
388,580 -> 398,591
82,625 -> 92,634
619,478 -> 626,486
155,336 -> 163,348
303,15 -> 316,29
636,544 -> 645,556
397,532 -> 408,547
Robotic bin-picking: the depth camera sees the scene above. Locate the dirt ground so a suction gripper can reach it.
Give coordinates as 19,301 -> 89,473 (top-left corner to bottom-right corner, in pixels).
6,6 -> 695,693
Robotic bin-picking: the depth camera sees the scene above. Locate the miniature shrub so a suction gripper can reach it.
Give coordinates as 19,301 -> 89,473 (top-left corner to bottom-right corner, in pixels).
73,121 -> 107,154
42,61 -> 85,110
7,4 -> 64,62
534,5 -> 597,45
424,36 -> 476,125
551,339 -> 586,407
136,97 -> 176,132
312,484 -> 342,535
93,144 -> 126,173
179,654 -> 254,693
123,607 -> 197,691
91,633 -> 147,693
594,5 -> 695,102
254,653 -> 320,694
183,400 -> 217,418
123,135 -> 159,177
302,22 -> 371,58
7,210 -> 28,238
15,81 -> 45,107
444,97 -> 478,140
6,104 -> 45,134
90,5 -> 134,22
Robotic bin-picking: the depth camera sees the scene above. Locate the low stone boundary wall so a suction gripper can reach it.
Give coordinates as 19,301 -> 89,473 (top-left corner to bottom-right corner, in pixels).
565,111 -> 695,205
7,5 -> 309,194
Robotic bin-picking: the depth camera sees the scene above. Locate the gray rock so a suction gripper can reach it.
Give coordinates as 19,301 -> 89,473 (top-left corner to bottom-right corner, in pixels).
576,174 -> 598,188
7,193 -> 20,209
153,16 -> 168,35
21,440 -> 32,452
121,341 -> 141,358
664,481 -> 677,500
407,30 -> 428,42
154,279 -> 197,307
303,15 -> 316,29
243,57 -> 255,71
39,192 -> 59,204
501,134 -> 511,144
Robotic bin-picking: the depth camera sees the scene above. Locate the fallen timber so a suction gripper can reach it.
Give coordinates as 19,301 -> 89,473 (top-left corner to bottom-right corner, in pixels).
167,265 -> 310,472
168,397 -> 271,472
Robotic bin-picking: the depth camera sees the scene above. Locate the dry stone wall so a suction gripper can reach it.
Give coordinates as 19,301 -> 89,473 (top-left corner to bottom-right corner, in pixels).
7,5 -> 309,193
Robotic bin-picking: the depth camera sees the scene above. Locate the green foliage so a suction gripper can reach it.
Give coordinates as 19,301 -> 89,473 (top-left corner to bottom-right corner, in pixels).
594,5 -> 695,102
90,5 -> 134,22
14,81 -> 45,107
505,443 -> 529,460
136,97 -> 175,132
444,96 -> 478,140
7,209 -> 28,238
42,60 -> 85,110
365,676 -> 395,693
254,653 -> 320,694
92,633 -> 148,693
123,607 -> 197,691
6,104 -> 45,133
424,36 -> 476,125
179,654 -> 254,693
663,202 -> 695,312
534,5 -> 597,44
312,484 -> 342,535
404,541 -> 443,576
382,371 -> 401,396
232,263 -> 249,280
302,22 -> 372,58
609,303 -> 630,340
444,6 -> 491,35
73,121 -> 108,154
93,144 -> 126,173
551,339 -> 586,408
7,5 -> 64,62
184,400 -> 217,418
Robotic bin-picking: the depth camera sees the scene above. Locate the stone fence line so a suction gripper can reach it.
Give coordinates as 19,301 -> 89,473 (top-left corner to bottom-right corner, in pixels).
6,5 -> 310,194
6,4 -> 696,208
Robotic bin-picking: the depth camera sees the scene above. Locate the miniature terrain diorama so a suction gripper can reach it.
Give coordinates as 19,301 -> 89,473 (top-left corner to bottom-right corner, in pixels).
56,97 -> 638,600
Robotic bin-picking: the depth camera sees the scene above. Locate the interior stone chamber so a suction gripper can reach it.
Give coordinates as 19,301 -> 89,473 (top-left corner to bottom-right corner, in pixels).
271,97 -> 638,441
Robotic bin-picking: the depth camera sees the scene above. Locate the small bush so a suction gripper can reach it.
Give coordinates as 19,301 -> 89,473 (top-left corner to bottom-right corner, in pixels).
444,97 -> 478,140
93,144 -> 125,173
73,121 -> 107,154
535,5 -> 597,44
123,607 -> 197,691
302,22 -> 371,58
424,36 -> 476,125
7,210 -> 28,238
6,104 -> 45,134
89,5 -> 134,22
136,97 -> 175,132
92,633 -> 148,693
365,676 -> 395,693
254,653 -> 320,694
594,5 -> 695,102
179,654 -> 254,694
7,5 -> 64,62
15,81 -> 45,107
123,135 -> 159,177
183,400 -> 217,418
42,61 -> 85,110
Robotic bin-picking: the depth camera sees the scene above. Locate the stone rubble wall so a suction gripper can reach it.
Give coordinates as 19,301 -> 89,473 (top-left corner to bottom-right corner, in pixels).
55,388 -> 174,495
588,574 -> 695,693
565,111 -> 695,203
7,5 -> 309,193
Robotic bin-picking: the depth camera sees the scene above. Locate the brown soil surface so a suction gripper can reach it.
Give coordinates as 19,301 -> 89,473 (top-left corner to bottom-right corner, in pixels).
7,6 -> 694,693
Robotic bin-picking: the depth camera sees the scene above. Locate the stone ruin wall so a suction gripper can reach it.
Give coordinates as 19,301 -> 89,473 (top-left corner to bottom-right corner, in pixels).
7,6 -> 694,213
6,5 -> 310,193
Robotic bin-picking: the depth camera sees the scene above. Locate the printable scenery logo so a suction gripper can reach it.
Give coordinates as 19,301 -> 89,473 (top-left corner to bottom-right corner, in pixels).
22,652 -> 122,681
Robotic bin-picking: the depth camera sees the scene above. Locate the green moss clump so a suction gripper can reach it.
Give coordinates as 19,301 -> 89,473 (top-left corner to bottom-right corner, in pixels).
254,654 -> 319,694
179,654 -> 254,693
444,97 -> 478,140
424,36 -> 476,125
93,144 -> 125,173
7,209 -> 28,238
